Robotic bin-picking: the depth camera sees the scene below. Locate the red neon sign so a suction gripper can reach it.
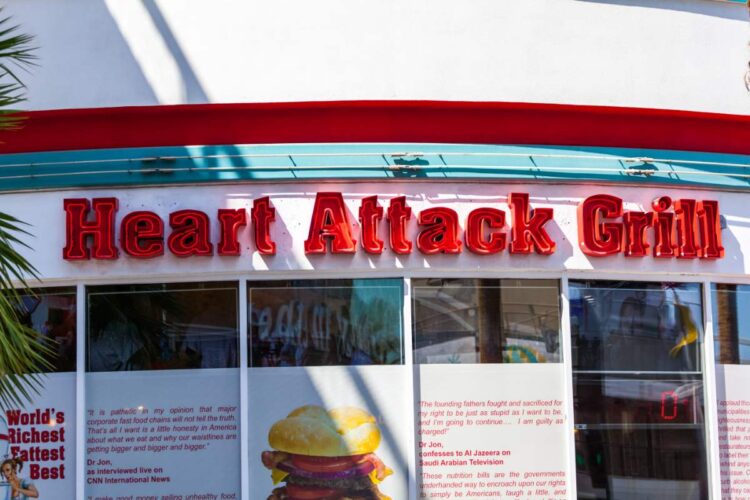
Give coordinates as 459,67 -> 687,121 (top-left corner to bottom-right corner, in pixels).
660,391 -> 678,421
62,192 -> 723,261
577,194 -> 723,260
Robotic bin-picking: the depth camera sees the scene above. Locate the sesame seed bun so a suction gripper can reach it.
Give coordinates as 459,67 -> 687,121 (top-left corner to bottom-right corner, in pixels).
268,405 -> 382,457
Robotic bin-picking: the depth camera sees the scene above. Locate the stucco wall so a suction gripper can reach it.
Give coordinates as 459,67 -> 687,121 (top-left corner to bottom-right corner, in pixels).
4,182 -> 747,283
4,0 -> 748,114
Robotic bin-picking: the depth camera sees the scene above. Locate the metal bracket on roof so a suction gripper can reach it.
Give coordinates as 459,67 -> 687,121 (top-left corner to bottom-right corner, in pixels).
623,157 -> 657,177
387,164 -> 420,171
390,152 -> 424,158
387,153 -> 426,177
390,152 -> 428,169
139,156 -> 177,175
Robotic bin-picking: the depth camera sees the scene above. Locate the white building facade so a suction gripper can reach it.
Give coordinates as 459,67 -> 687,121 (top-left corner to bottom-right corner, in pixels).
0,1 -> 749,499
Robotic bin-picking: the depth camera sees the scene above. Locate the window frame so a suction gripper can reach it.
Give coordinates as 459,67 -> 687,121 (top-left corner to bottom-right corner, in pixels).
24,269 -> 735,499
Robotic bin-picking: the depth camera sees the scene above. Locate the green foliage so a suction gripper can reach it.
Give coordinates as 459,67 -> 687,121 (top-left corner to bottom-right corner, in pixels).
0,12 -> 54,410
0,11 -> 35,129
0,214 -> 53,409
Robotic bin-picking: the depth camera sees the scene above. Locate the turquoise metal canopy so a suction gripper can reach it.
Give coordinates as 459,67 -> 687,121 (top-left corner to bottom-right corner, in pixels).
1,143 -> 749,192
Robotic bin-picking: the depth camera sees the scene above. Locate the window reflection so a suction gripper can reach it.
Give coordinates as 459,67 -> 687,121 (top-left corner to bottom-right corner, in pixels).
712,284 -> 750,364
16,288 -> 76,372
413,279 -> 561,364
571,283 -> 702,372
570,281 -> 707,500
576,425 -> 706,500
87,282 -> 238,372
248,279 -> 403,367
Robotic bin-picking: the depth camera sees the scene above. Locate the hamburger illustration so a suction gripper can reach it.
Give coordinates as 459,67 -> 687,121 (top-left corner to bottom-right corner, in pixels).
262,405 -> 392,500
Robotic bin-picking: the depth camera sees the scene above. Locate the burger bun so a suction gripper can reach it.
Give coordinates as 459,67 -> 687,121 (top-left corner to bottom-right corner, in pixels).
268,405 -> 382,457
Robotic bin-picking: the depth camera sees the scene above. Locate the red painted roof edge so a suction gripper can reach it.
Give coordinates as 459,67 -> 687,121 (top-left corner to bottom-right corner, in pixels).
0,100 -> 749,155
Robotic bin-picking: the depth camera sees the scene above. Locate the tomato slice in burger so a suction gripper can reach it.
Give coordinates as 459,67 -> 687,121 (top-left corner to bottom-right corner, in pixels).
289,454 -> 364,473
285,484 -> 342,499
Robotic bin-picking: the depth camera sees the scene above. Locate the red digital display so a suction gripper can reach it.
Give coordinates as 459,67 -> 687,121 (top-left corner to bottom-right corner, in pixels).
660,390 -> 680,421
576,378 -> 702,427
612,386 -> 700,425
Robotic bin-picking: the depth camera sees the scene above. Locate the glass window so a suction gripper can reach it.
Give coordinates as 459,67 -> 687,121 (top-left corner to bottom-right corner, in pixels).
248,278 -> 403,366
9,287 -> 77,499
712,283 -> 750,498
412,279 -> 569,498
85,282 -> 240,498
247,279 -> 409,498
87,282 -> 238,371
412,278 -> 561,363
712,283 -> 750,364
570,281 -> 707,500
571,282 -> 702,372
16,287 -> 76,372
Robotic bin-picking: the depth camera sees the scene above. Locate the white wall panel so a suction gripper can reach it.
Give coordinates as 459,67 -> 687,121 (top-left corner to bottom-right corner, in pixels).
3,0 -> 748,114
1,181 -> 746,282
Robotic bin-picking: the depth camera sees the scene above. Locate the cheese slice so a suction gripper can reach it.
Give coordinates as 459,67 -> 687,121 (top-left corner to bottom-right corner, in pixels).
369,466 -> 393,484
271,468 -> 289,485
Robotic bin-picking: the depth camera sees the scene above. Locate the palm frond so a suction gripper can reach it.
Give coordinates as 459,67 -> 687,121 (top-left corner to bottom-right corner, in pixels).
0,215 -> 52,398
0,12 -> 36,87
0,11 -> 47,410
0,287 -> 53,409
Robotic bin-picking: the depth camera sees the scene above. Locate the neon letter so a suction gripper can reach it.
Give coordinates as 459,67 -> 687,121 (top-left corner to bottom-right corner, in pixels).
63,198 -> 118,260
417,207 -> 462,254
218,209 -> 247,256
168,210 -> 213,257
509,193 -> 556,255
121,211 -> 163,258
465,207 -> 506,254
304,192 -> 356,254
252,197 -> 276,255
577,194 -> 623,257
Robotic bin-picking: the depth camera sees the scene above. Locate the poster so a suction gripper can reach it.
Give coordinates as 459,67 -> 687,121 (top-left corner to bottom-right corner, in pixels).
248,365 -> 411,500
1,372 -> 76,500
416,364 -> 568,499
2,289 -> 77,499
85,369 -> 240,498
716,365 -> 750,500
247,279 -> 408,499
